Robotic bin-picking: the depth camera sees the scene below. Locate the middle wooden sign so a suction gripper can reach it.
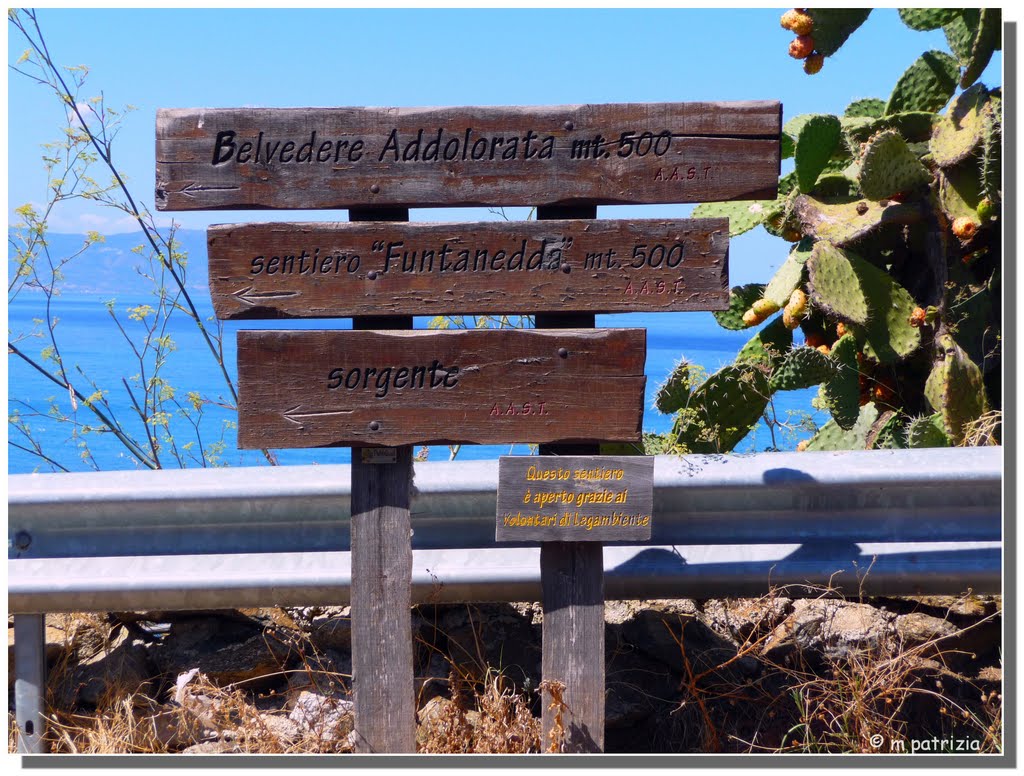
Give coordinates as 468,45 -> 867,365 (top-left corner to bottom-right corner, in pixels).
208,218 -> 728,318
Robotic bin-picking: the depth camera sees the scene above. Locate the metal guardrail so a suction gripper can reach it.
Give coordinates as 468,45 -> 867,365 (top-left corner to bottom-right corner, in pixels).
8,447 -> 1003,613
7,446 -> 1004,754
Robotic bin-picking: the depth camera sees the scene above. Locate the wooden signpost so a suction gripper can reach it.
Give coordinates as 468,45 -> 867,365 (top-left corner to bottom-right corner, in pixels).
157,100 -> 780,754
236,328 -> 646,448
157,102 -> 780,210
207,218 -> 729,318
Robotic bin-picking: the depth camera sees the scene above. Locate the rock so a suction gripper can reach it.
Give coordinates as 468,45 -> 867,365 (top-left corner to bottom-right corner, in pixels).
54,626 -> 154,709
764,599 -> 894,662
893,612 -> 958,649
307,614 -> 352,653
701,597 -> 793,643
433,604 -> 540,693
288,690 -> 354,741
285,649 -> 352,706
152,615 -> 295,687
181,740 -> 242,754
249,713 -> 302,745
619,608 -> 758,679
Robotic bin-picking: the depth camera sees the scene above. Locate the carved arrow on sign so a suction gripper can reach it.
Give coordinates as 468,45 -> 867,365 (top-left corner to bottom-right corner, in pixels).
232,287 -> 302,307
178,182 -> 241,197
282,405 -> 355,429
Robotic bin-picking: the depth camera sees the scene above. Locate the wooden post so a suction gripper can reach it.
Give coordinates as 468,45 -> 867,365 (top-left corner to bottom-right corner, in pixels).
536,204 -> 604,753
348,206 -> 416,753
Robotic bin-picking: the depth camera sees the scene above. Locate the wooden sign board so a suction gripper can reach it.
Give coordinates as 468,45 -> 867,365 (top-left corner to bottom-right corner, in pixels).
156,102 -> 780,210
207,218 -> 729,319
237,328 -> 645,448
496,455 -> 654,542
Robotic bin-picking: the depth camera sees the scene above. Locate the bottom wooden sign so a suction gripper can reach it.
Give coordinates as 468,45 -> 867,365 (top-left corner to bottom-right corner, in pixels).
496,455 -> 654,542
237,328 -> 646,448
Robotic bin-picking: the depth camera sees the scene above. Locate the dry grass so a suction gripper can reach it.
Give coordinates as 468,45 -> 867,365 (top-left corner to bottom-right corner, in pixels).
9,592 -> 1001,756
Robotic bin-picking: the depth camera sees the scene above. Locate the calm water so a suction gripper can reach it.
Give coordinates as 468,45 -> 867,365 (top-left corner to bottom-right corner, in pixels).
8,293 -> 823,473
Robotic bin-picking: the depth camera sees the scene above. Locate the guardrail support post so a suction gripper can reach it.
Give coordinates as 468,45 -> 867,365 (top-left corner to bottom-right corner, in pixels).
14,613 -> 48,753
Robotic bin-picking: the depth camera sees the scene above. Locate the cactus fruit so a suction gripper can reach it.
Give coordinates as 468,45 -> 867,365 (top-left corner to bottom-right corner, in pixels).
674,364 -> 772,454
977,197 -> 996,221
804,53 -> 824,75
783,288 -> 809,329
795,114 -> 842,193
952,217 -> 979,241
715,284 -> 767,330
654,359 -> 694,414
796,439 -> 810,452
752,298 -> 781,317
925,334 -> 989,443
909,307 -> 927,327
885,50 -> 960,115
857,130 -> 932,201
770,345 -> 836,391
789,35 -> 816,59
781,9 -> 814,36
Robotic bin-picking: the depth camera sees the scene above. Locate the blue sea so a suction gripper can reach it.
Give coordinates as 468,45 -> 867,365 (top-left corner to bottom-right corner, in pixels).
7,293 -> 825,473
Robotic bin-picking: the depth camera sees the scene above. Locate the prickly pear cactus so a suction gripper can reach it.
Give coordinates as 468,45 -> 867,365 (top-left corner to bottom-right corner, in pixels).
654,359 -> 694,414
654,9 -> 1001,454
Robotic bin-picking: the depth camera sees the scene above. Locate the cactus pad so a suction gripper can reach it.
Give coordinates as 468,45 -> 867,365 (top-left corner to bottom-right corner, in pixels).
938,161 -> 983,223
793,194 -> 919,247
764,248 -> 808,308
845,97 -> 886,119
674,364 -> 771,454
806,9 -> 872,56
736,317 -> 793,367
961,8 -> 1000,87
805,402 -> 879,451
654,359 -> 694,414
924,334 -> 989,444
906,413 -> 951,448
795,114 -> 843,194
930,84 -> 988,167
899,8 -> 961,31
885,50 -> 960,115
858,130 -> 932,200
770,346 -> 836,391
821,333 -> 861,429
714,283 -> 766,330
843,111 -> 936,145
807,242 -> 869,324
692,199 -> 773,237
808,243 -> 921,362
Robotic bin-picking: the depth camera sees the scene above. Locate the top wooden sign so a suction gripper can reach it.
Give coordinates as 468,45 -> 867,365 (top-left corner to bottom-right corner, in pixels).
156,102 -> 780,211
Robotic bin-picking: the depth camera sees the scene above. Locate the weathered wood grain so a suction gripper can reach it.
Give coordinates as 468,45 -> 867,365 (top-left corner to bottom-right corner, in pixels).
156,102 -> 781,210
496,455 -> 653,542
236,328 -> 646,448
350,446 -> 416,753
207,218 -> 729,319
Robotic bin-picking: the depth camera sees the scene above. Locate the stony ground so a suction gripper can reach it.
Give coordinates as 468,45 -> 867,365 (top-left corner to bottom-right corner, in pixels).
8,592 -> 1002,754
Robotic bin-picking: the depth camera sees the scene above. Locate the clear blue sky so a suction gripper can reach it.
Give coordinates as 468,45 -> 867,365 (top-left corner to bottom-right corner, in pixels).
6,5 -> 1006,286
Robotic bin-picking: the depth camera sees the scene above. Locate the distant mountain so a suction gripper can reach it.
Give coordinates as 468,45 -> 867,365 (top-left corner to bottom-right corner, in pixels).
8,229 -> 210,297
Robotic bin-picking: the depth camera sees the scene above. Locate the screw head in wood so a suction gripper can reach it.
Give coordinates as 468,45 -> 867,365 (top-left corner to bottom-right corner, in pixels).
367,270 -> 379,280
369,421 -> 381,431
564,121 -> 574,131
561,263 -> 571,274
558,347 -> 568,358
370,184 -> 380,194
